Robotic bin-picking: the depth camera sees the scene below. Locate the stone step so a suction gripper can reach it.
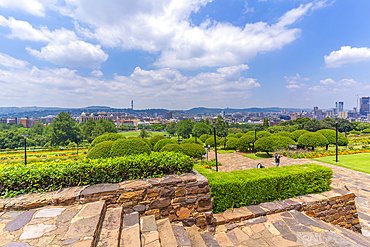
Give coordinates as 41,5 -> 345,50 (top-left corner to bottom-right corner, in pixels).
157,218 -> 178,247
141,215 -> 160,247
200,232 -> 220,247
120,211 -> 141,247
185,225 -> 207,247
96,206 -> 123,247
172,224 -> 192,247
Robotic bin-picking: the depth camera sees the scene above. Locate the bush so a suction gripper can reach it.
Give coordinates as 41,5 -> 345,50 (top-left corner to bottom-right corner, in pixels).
298,132 -> 328,150
316,129 -> 348,150
195,163 -> 332,213
255,136 -> 295,155
350,130 -> 361,135
362,129 -> 370,134
141,138 -> 153,150
205,136 -> 220,147
181,137 -> 203,145
274,131 -> 293,139
87,141 -> 114,159
227,134 -> 237,138
235,133 -> 244,138
0,152 -> 194,197
89,133 -> 125,150
150,135 -> 166,146
199,134 -> 209,143
292,130 -> 309,141
110,138 -> 151,157
181,143 -> 206,158
154,139 -> 178,152
237,135 -> 255,151
226,137 -> 239,150
257,131 -> 271,139
161,144 -> 185,154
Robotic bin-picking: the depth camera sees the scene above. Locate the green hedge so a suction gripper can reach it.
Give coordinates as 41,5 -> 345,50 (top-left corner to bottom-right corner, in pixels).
89,133 -> 125,150
195,163 -> 332,213
87,141 -> 114,159
154,139 -> 178,152
0,152 -> 194,198
181,143 -> 206,158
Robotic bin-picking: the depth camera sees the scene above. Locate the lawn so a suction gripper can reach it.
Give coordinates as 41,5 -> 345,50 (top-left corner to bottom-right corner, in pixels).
217,150 -> 235,154
311,153 -> 370,174
242,152 -> 271,159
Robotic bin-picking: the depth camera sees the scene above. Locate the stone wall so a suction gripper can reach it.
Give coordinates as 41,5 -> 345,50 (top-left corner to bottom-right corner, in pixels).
0,171 -> 214,229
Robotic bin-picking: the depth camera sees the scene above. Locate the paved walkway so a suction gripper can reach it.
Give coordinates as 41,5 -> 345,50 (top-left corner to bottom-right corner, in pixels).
208,151 -> 370,237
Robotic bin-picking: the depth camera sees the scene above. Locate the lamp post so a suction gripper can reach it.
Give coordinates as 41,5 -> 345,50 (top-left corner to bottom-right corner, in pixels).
254,126 -> 257,153
22,134 -> 28,166
224,129 -> 227,149
335,120 -> 338,163
212,122 -> 218,172
77,135 -> 79,156
194,128 -> 198,143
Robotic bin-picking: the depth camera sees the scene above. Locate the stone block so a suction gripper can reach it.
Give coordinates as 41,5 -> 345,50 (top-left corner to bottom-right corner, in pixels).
150,198 -> 171,209
180,174 -> 197,183
119,180 -> 151,192
297,195 -> 318,205
118,190 -> 146,203
159,176 -> 182,186
175,187 -> 186,197
176,207 -> 190,220
5,191 -> 55,210
52,187 -> 83,205
322,191 -> 342,200
160,187 -> 175,198
245,205 -> 267,217
222,207 -> 253,223
259,201 -> 284,214
80,183 -> 119,199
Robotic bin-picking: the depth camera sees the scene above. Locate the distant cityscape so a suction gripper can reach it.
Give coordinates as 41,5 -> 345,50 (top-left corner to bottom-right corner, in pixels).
1,97 -> 370,129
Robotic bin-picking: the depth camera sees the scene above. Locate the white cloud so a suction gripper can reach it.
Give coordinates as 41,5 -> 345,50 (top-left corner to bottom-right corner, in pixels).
0,52 -> 28,68
319,78 -> 335,85
0,0 -> 45,17
243,2 -> 255,14
91,70 -> 103,77
325,46 -> 370,68
285,73 -> 310,84
0,64 -> 260,108
46,1 -> 319,69
308,85 -> 325,91
286,84 -> 301,90
0,16 -> 108,68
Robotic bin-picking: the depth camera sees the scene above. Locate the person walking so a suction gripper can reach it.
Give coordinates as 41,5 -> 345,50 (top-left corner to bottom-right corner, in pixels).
275,153 -> 280,167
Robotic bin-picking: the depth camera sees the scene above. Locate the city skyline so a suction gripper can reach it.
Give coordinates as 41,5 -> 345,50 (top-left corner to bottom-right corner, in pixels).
0,1 -> 370,109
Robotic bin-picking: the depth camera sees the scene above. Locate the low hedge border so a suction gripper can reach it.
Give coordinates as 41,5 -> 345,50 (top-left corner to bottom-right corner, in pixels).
195,163 -> 332,213
0,151 -> 194,198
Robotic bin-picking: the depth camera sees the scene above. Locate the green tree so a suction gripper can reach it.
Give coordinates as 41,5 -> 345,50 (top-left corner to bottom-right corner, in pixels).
255,136 -> 295,156
291,130 -> 309,141
0,129 -> 23,149
48,112 -> 80,146
92,118 -> 117,137
316,129 -> 348,150
82,118 -> 96,143
193,122 -> 211,137
177,119 -> 194,139
214,116 -> 228,137
166,122 -> 178,135
263,117 -> 269,128
297,132 -> 328,151
139,128 -> 151,138
29,122 -> 45,138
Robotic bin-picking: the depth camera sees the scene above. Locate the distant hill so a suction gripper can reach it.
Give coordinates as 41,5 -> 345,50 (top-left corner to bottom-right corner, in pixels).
0,106 -> 309,118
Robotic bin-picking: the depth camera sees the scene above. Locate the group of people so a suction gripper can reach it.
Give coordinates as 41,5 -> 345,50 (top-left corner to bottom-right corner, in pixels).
257,153 -> 281,169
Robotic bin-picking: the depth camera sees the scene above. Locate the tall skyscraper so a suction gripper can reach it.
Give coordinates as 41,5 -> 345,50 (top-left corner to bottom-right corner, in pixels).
360,97 -> 370,115
131,100 -> 134,110
338,102 -> 343,112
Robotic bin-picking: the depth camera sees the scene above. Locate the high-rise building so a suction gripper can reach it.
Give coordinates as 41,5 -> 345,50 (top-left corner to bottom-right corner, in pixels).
360,97 -> 370,115
334,102 -> 344,114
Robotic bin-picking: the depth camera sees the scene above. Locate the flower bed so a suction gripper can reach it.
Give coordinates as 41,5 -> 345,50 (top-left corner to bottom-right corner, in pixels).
282,148 -> 370,159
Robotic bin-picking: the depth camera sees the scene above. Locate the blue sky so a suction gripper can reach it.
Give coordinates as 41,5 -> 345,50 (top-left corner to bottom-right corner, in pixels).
0,0 -> 369,111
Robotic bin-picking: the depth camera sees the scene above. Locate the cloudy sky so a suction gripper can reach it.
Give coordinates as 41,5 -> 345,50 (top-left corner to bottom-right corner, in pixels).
0,0 -> 369,110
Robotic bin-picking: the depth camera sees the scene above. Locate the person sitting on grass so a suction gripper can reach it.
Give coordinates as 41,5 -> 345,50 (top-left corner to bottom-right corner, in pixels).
275,153 -> 280,167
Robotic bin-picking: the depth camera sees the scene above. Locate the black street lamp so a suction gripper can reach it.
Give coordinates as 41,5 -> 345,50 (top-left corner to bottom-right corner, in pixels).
194,128 -> 198,143
254,126 -> 257,153
224,129 -> 227,149
77,135 -> 79,156
336,120 -> 338,163
22,134 -> 28,166
212,122 -> 218,172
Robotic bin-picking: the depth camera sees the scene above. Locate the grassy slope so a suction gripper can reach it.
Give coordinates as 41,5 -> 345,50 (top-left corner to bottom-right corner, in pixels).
311,153 -> 370,174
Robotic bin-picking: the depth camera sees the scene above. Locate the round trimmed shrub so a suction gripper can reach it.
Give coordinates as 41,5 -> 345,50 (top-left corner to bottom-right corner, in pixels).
245,131 -> 255,136
89,133 -> 125,150
227,134 -> 237,138
255,136 -> 295,155
181,137 -> 203,145
199,134 -> 209,143
150,135 -> 166,146
154,139 -> 177,152
110,138 -> 151,157
235,133 -> 244,138
160,144 -> 184,154
205,136 -> 220,147
350,130 -> 361,135
257,131 -> 271,139
298,132 -> 328,150
316,129 -> 348,149
292,130 -> 309,141
181,143 -> 206,158
237,135 -> 255,151
141,138 -> 153,150
87,141 -> 114,159
362,129 -> 370,134
226,137 -> 238,150
274,131 -> 293,139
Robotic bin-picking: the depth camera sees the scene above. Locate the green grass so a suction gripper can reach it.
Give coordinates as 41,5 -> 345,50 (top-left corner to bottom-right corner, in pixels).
242,152 -> 271,159
118,131 -> 170,138
311,153 -> 370,174
217,150 -> 235,154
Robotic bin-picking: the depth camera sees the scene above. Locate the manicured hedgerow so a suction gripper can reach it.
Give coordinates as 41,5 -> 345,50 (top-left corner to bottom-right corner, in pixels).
160,144 -> 184,154
153,139 -> 178,152
110,138 -> 151,157
181,137 -> 203,145
0,152 -> 194,198
195,163 -> 332,213
86,141 -> 114,159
